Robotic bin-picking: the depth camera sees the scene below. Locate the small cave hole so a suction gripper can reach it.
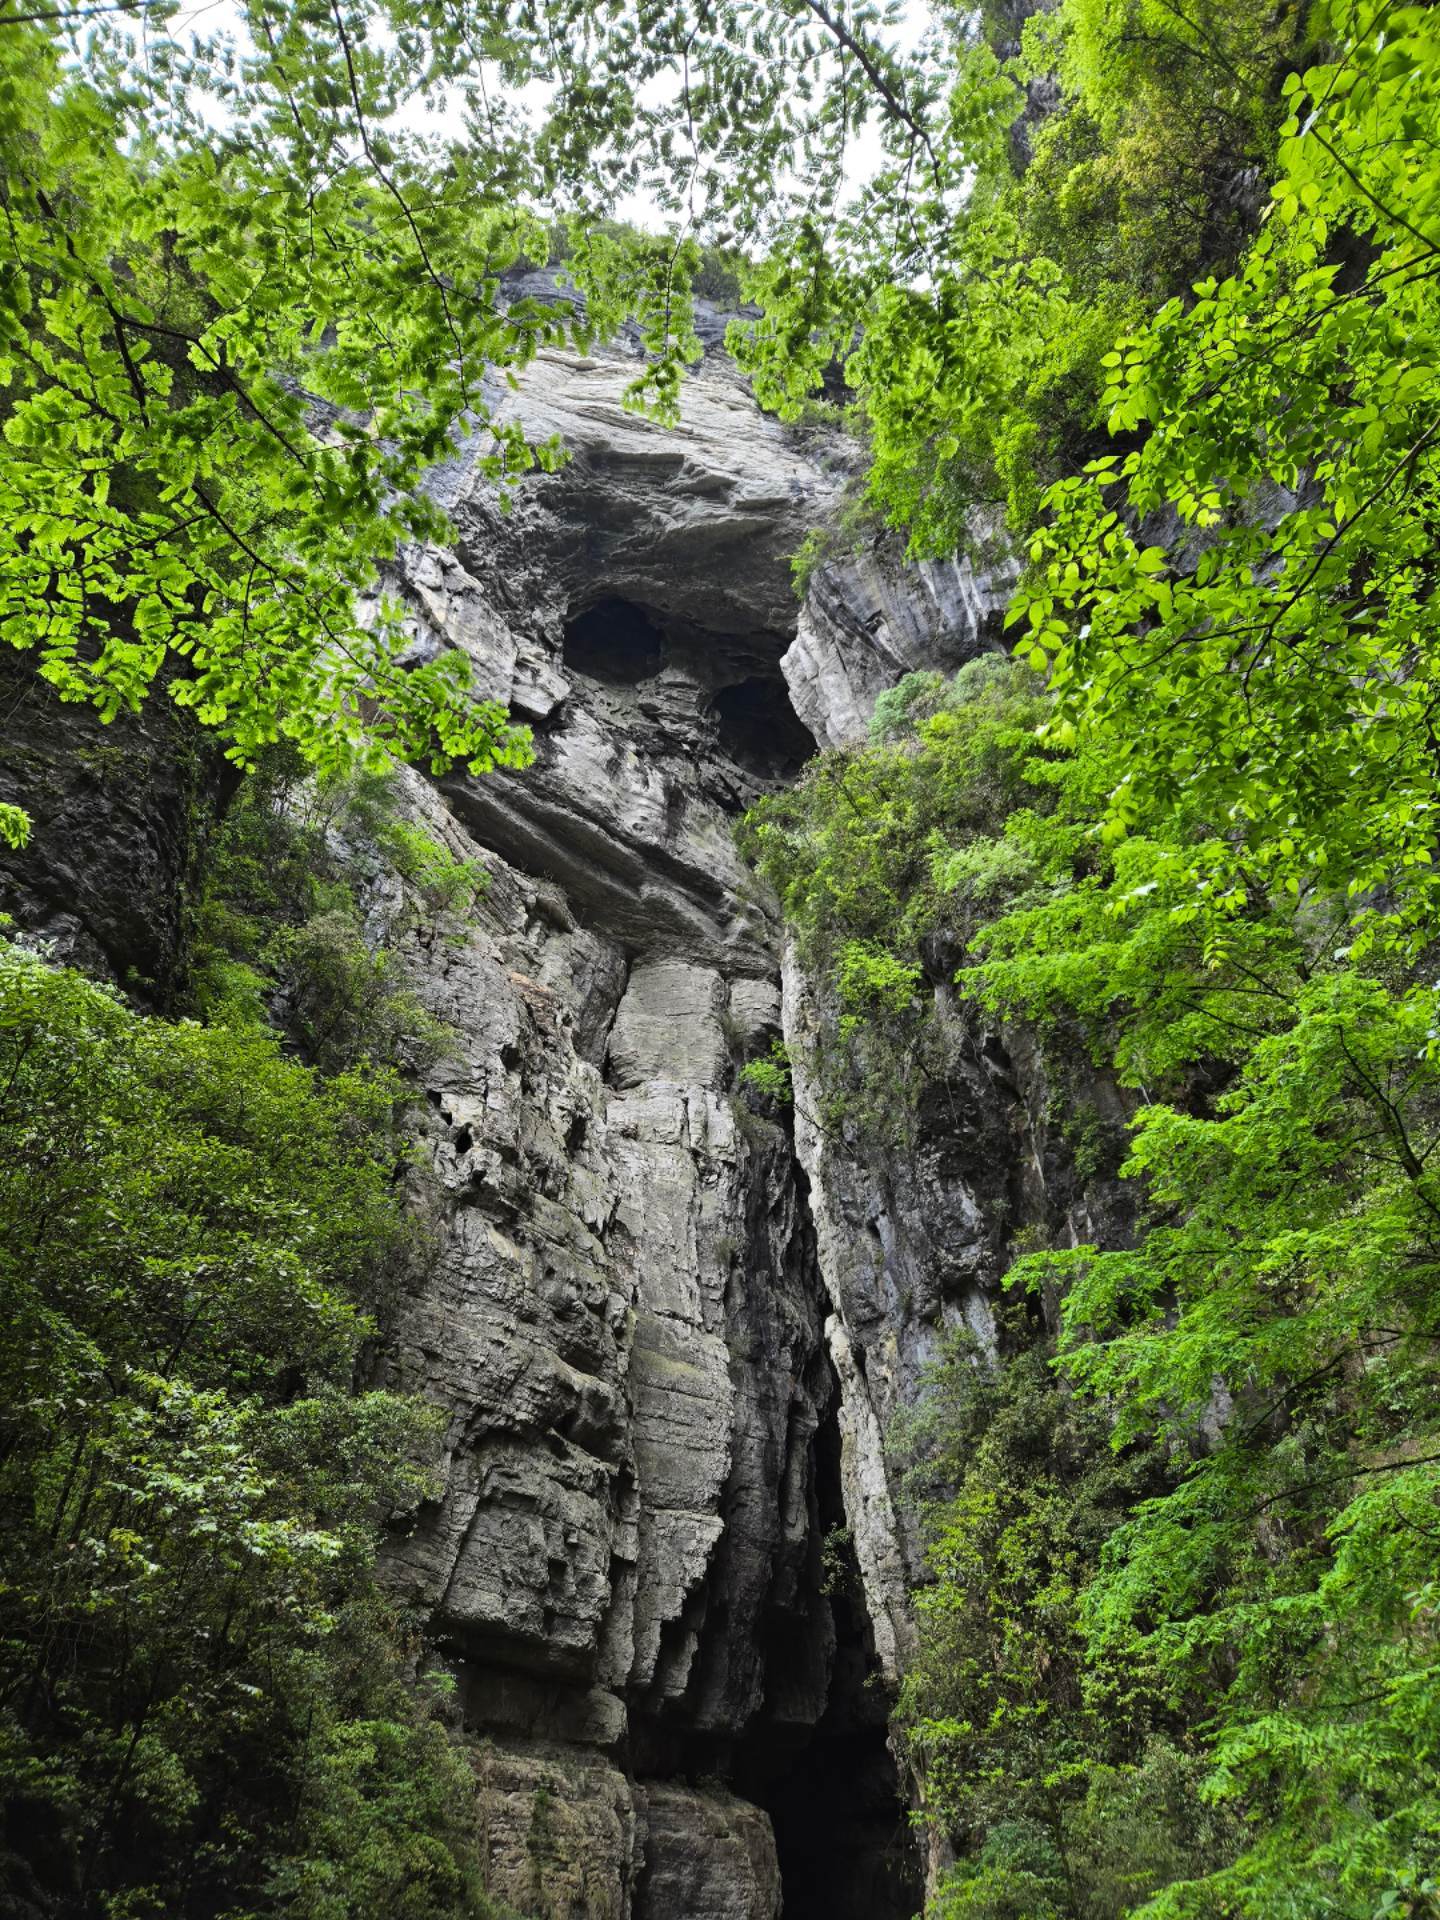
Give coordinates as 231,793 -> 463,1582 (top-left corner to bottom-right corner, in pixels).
562,597 -> 664,685
452,1124 -> 474,1156
709,675 -> 817,784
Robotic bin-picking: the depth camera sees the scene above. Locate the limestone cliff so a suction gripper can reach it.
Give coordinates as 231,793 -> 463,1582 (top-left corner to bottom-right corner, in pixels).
355,332 -> 921,1920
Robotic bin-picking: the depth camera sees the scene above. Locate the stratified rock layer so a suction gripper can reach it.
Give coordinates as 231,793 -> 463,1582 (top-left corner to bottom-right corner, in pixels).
358,326 -> 926,1918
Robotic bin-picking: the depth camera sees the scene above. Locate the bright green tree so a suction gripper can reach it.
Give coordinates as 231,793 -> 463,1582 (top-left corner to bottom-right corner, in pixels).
734,0 -> 1306,548
0,932 -> 502,1917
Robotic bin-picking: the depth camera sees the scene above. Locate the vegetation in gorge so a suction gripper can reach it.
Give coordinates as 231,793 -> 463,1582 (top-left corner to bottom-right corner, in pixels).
892,1325 -> 1239,1920
742,4 -> 1440,1909
8,0 -> 1440,1912
751,646 -> 1440,1911
189,750 -> 484,1072
0,934 -> 503,1919
0,737 -> 507,1916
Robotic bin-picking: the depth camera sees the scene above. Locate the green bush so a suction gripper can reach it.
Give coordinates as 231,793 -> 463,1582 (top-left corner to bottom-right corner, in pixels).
738,657 -> 1049,1143
0,937 -> 496,1918
190,755 -> 474,1072
739,1038 -> 794,1105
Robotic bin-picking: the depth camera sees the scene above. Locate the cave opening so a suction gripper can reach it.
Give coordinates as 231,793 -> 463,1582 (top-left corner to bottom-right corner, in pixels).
709,674 -> 816,784
734,1396 -> 922,1920
562,596 -> 665,683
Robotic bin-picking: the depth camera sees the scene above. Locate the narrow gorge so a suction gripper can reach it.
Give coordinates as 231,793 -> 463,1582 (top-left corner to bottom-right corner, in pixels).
0,309 -> 1046,1918
8,3 -> 1438,1911
366,323 -> 995,1919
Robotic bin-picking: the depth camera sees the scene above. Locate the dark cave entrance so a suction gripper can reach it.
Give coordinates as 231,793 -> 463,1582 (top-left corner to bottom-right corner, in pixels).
559,596 -> 817,792
562,596 -> 664,683
734,1398 -> 922,1920
742,1694 -> 919,1920
709,675 -> 817,785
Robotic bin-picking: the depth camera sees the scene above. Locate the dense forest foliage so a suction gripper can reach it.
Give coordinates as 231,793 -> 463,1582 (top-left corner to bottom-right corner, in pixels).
742,1 -> 1440,1913
4,0 -> 1440,1914
0,770 -> 513,1917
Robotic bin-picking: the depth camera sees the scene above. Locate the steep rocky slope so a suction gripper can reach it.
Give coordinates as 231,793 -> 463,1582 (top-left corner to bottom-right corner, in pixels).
360,333 -> 935,1920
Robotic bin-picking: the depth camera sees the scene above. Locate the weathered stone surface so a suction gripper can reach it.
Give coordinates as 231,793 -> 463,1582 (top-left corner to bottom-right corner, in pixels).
358,325 -> 1022,1912
465,341 -> 842,641
783,540 -> 1018,750
330,339 -> 847,1910
725,977 -> 782,1053
635,1785 -> 782,1920
470,1758 -> 786,1920
357,739 -> 837,1905
0,653 -> 210,1001
608,961 -> 729,1091
471,1739 -> 640,1919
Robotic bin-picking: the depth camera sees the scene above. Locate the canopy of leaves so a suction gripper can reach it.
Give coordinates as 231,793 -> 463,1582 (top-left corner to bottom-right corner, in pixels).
734,0 -> 1306,548
1011,0 -> 1440,960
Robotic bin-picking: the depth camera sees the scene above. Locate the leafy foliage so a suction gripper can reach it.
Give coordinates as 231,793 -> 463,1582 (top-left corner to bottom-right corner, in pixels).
738,1037 -> 794,1105
0,0 -> 944,788
971,23 -> 1440,1899
1011,0 -> 1440,960
190,750 -> 475,1072
0,934 -> 499,1919
735,0 -> 1306,548
0,10 -> 544,783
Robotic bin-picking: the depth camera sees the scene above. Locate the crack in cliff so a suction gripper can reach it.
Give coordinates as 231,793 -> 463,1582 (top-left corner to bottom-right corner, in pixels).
735,1161 -> 922,1920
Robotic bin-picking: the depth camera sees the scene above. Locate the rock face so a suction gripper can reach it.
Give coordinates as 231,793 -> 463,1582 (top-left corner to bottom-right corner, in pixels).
0,651 -> 212,1002
354,319 -> 1115,1916
779,951 -> 1136,1566
783,542 -> 1017,752
355,324 -> 927,1920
